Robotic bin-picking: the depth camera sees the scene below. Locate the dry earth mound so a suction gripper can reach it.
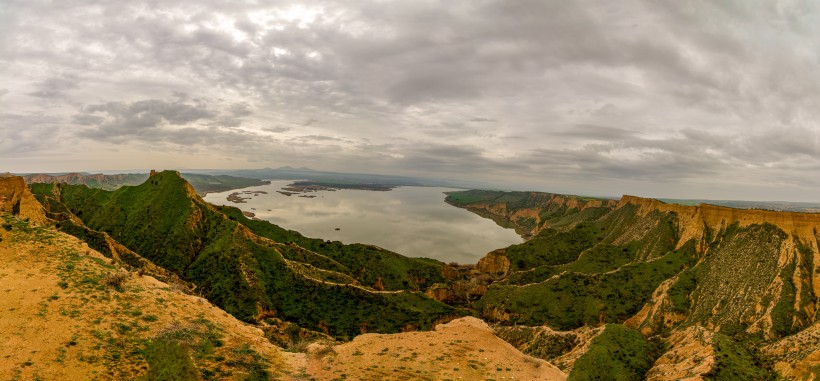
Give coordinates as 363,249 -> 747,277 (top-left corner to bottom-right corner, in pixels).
298,316 -> 566,380
0,216 -> 292,380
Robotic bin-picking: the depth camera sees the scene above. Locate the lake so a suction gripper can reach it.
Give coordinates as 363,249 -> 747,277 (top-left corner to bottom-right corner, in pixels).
203,180 -> 522,264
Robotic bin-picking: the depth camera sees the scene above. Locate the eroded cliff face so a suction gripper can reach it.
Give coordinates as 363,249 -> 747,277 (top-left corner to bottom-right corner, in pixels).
448,191 -> 617,238
0,176 -> 49,226
619,194 -> 820,251
617,195 -> 820,340
476,249 -> 511,275
462,190 -> 819,378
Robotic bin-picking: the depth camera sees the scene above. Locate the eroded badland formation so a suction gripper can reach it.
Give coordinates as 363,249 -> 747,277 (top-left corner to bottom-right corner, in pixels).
1,172 -> 818,380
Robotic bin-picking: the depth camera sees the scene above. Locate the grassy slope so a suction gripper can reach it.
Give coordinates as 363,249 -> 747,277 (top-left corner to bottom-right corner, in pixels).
567,324 -> 660,381
216,205 -> 445,291
704,333 -> 775,380
684,223 -> 799,337
0,214 -> 283,380
476,241 -> 696,329
32,171 -> 455,339
475,201 -> 692,330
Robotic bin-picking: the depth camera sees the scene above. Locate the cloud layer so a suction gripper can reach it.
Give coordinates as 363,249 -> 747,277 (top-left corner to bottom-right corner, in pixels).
2,0 -> 819,201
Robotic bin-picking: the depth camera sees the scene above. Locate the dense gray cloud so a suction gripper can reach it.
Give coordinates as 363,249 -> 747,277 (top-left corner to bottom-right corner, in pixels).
1,0 -> 819,201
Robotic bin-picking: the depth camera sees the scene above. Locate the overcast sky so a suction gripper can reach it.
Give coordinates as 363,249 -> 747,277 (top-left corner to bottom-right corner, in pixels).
2,0 -> 819,201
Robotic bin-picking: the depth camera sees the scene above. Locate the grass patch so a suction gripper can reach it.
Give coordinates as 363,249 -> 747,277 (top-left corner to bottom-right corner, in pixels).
140,338 -> 199,381
102,272 -> 130,292
704,334 -> 774,380
567,324 -> 661,381
477,241 -> 696,329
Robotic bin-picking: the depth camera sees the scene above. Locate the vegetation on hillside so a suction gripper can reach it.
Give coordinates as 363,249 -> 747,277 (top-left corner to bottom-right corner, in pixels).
567,324 -> 661,381
450,189 -> 819,378
16,178 -> 820,379
31,171 -> 456,339
217,205 -> 445,291
0,214 -> 280,380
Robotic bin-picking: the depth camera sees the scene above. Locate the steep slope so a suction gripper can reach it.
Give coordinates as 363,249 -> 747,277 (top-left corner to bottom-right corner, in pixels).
0,213 -> 287,380
449,190 -> 820,379
32,171 -> 456,339
445,190 -> 616,238
0,176 -> 49,226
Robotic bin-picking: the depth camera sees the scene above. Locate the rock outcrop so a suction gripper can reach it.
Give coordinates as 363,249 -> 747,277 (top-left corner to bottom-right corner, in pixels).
476,249 -> 511,275
453,189 -> 819,378
0,176 -> 48,226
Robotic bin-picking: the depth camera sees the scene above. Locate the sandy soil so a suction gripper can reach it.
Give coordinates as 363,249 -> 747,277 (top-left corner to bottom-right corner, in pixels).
298,316 -> 566,381
0,223 -> 289,380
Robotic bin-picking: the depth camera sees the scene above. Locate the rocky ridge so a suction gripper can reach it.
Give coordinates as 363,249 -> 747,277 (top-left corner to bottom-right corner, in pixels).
448,190 -> 820,379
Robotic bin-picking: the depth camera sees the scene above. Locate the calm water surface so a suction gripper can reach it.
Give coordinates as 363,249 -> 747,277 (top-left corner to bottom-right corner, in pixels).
204,181 -> 522,263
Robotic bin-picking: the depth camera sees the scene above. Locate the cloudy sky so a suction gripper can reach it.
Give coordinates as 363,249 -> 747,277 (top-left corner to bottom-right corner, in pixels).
2,0 -> 819,201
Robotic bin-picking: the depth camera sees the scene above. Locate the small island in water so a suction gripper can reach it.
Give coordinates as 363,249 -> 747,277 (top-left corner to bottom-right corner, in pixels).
229,181 -> 395,202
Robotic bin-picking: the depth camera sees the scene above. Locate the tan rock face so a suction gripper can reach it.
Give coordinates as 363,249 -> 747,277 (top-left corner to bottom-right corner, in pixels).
0,176 -> 48,226
619,195 -> 820,335
645,326 -> 716,381
476,249 -> 511,275
424,281 -> 488,303
625,275 -> 686,336
618,194 -> 820,249
762,321 -> 820,380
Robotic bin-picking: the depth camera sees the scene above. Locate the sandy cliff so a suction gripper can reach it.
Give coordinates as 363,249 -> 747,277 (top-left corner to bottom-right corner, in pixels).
0,176 -> 49,226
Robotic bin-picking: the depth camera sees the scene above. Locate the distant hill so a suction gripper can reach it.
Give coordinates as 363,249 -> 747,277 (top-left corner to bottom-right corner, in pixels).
20,171 -> 269,195
186,167 -> 500,189
659,197 -> 820,213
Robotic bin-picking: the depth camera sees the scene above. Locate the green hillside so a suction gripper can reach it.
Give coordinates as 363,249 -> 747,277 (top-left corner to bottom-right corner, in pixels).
446,189 -> 819,379
32,171 -> 456,339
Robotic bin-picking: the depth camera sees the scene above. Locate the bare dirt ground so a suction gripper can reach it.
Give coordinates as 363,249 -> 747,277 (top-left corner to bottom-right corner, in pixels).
0,220 -> 288,380
296,316 -> 566,381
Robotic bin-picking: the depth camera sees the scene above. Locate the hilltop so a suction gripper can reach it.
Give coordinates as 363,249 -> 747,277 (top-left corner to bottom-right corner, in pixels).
0,189 -> 286,379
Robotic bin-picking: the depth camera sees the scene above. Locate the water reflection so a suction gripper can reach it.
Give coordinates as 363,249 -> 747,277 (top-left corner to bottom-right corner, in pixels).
204,181 -> 522,264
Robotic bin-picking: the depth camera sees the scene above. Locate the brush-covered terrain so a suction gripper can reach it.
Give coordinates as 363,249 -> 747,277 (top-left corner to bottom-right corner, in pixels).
444,190 -> 820,380
30,171 -> 455,340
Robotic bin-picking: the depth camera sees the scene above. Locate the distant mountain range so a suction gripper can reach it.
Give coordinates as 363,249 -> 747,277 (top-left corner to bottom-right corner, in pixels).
17,171 -> 269,195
